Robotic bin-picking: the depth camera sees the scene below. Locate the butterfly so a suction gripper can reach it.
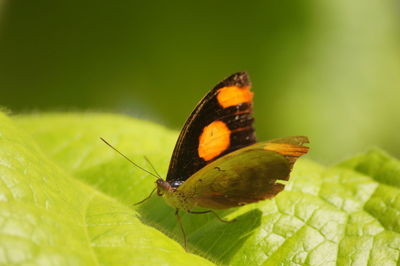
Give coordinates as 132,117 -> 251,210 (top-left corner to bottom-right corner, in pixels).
102,72 -> 309,250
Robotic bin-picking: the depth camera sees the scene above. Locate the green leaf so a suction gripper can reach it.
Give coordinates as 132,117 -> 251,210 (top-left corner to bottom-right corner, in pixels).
0,112 -> 212,265
1,112 -> 399,265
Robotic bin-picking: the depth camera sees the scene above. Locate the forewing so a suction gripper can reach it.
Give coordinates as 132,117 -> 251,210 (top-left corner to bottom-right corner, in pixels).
166,72 -> 256,184
177,138 -> 309,209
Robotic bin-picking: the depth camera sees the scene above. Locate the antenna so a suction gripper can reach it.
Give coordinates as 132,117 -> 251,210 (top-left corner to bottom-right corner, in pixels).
144,155 -> 161,178
100,137 -> 160,179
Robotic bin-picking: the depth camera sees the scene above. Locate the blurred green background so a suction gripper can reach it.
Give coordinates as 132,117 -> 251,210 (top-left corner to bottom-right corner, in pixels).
1,0 -> 399,164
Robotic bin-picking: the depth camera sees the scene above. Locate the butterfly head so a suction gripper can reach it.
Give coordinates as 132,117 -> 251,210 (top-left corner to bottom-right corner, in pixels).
156,178 -> 172,196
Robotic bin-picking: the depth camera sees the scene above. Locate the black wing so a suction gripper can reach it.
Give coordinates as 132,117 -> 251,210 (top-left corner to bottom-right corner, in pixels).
166,72 -> 256,186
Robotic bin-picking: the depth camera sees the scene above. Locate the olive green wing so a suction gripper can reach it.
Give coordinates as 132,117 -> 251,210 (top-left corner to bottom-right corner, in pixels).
177,137 -> 309,209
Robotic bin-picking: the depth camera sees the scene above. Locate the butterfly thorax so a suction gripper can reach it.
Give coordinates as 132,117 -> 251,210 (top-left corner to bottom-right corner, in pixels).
156,179 -> 195,211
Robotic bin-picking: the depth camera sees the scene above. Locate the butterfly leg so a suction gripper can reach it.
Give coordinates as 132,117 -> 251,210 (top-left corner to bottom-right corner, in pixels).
188,210 -> 235,223
175,208 -> 187,250
132,188 -> 156,206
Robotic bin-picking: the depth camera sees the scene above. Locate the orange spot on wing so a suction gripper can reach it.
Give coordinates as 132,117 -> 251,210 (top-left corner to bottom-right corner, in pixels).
264,143 -> 309,157
198,121 -> 230,161
217,86 -> 253,108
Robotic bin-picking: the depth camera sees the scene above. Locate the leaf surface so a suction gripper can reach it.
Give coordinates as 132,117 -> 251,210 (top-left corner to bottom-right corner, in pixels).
0,113 -> 211,265
0,112 -> 397,265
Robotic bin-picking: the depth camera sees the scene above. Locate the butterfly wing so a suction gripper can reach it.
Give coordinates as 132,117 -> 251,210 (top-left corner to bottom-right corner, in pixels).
166,72 -> 256,185
176,137 -> 309,209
